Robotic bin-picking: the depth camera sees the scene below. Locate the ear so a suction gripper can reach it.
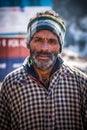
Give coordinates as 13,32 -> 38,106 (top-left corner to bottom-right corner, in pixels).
26,41 -> 30,49
57,42 -> 61,54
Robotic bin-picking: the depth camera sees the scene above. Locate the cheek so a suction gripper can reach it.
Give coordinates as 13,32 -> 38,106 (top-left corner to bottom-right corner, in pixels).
29,42 -> 38,51
50,45 -> 60,53
31,46 -> 41,52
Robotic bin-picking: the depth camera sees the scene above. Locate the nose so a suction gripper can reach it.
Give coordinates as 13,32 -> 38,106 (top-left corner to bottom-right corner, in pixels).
40,40 -> 49,51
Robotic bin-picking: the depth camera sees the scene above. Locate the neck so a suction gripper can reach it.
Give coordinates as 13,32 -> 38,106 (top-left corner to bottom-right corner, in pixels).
33,65 -> 53,82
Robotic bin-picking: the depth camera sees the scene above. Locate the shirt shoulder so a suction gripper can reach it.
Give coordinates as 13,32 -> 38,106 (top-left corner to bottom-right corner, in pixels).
62,63 -> 87,86
1,66 -> 27,90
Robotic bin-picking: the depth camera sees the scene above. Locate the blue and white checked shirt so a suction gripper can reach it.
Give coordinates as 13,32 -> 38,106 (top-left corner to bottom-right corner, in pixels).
0,57 -> 87,130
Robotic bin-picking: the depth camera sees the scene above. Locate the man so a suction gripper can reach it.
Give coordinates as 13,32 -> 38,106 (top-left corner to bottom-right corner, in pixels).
0,10 -> 87,130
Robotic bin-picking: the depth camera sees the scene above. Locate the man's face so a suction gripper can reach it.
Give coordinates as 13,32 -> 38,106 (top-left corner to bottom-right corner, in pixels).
29,30 -> 60,70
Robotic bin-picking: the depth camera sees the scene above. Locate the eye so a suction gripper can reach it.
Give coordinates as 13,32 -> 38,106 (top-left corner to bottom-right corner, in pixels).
48,39 -> 58,45
32,37 -> 43,42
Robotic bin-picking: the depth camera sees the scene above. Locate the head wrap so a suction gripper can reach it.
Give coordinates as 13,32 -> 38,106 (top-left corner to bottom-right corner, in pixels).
27,14 -> 66,52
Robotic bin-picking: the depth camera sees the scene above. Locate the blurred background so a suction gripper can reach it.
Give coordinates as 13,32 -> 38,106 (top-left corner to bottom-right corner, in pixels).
0,0 -> 87,82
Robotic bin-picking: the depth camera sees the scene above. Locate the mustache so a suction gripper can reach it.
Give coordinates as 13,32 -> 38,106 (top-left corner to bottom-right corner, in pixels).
36,50 -> 52,56
33,50 -> 57,57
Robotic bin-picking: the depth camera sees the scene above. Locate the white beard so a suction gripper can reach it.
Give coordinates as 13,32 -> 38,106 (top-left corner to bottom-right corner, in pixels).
31,50 -> 58,70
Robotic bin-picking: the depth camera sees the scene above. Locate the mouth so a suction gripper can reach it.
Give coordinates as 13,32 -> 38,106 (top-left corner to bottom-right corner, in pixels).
37,54 -> 51,60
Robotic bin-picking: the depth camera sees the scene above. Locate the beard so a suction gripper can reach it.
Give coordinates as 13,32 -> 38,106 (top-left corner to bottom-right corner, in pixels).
30,49 -> 58,70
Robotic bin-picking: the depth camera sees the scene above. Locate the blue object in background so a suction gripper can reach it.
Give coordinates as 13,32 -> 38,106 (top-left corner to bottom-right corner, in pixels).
0,58 -> 24,81
0,0 -> 53,7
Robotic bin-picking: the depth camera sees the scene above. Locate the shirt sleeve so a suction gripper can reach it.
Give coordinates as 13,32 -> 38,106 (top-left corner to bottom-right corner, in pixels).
77,71 -> 87,129
0,82 -> 11,130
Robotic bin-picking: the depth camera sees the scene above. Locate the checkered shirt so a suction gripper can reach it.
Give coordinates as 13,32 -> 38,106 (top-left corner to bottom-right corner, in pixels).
0,57 -> 87,130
